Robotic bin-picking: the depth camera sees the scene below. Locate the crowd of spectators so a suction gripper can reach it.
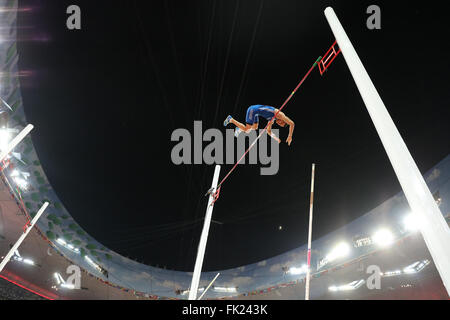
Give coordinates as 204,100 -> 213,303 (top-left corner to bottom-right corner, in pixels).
0,278 -> 45,300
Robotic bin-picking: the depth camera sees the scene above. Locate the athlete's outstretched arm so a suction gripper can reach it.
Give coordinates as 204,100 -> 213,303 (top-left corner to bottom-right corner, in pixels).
266,120 -> 281,143
278,112 -> 295,146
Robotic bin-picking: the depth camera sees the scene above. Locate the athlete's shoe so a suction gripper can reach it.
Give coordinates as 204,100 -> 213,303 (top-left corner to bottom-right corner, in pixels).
224,115 -> 232,127
234,128 -> 241,137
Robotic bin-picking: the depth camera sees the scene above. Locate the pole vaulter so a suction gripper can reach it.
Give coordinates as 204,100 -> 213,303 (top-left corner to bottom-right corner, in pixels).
206,56 -> 323,203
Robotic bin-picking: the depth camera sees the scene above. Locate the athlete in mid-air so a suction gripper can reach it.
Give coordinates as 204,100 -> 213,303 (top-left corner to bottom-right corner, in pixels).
223,104 -> 295,145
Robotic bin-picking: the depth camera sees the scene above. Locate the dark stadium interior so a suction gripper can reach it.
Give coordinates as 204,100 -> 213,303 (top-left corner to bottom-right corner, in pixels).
0,0 -> 448,300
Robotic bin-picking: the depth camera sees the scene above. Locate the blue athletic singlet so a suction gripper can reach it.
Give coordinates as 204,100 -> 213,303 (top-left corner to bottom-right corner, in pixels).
245,105 -> 276,124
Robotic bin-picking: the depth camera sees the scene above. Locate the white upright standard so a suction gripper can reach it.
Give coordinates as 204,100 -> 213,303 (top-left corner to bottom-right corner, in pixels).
324,7 -> 450,295
0,124 -> 34,162
0,202 -> 49,272
188,165 -> 221,300
305,163 -> 315,300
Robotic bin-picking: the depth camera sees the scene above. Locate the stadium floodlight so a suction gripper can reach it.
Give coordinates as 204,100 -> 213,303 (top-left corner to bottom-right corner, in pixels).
22,258 -> 34,265
0,128 -> 10,151
372,228 -> 394,247
56,238 -> 67,246
329,285 -> 338,292
10,169 -> 30,190
53,271 -> 77,290
54,273 -> 62,285
403,260 -> 430,274
61,283 -> 75,289
417,260 -> 430,272
13,176 -> 28,189
56,238 -> 80,253
326,242 -> 350,262
84,255 -> 102,272
403,213 -> 420,232
214,286 -> 237,293
54,272 -> 69,287
328,279 -> 365,292
381,269 -> 402,277
404,262 -> 419,274
289,265 -> 308,275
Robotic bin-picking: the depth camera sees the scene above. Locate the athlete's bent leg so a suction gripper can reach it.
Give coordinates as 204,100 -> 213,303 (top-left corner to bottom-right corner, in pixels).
230,118 -> 249,132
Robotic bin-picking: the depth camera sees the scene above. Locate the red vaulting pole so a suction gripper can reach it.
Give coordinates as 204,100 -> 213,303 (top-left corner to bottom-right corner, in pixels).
305,163 -> 315,300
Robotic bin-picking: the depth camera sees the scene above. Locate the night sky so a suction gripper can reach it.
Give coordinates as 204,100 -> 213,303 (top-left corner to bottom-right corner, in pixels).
16,1 -> 449,271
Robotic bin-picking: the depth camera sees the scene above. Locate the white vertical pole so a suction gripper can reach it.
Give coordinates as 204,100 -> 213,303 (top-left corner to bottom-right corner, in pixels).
324,7 -> 450,295
0,202 -> 49,272
188,165 -> 221,300
305,163 -> 315,300
0,124 -> 34,162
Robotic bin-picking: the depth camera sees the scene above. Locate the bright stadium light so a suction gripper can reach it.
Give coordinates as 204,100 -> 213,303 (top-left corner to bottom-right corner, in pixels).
403,260 -> 430,274
56,238 -> 67,246
13,177 -> 28,189
326,242 -> 350,262
383,270 -> 402,277
54,273 -> 62,284
403,262 -> 420,274
61,283 -> 75,289
0,128 -> 10,151
56,238 -> 80,253
289,265 -> 308,275
10,169 -> 31,190
372,228 -> 394,247
84,255 -> 102,273
53,271 -> 76,290
214,286 -> 237,293
329,280 -> 365,292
